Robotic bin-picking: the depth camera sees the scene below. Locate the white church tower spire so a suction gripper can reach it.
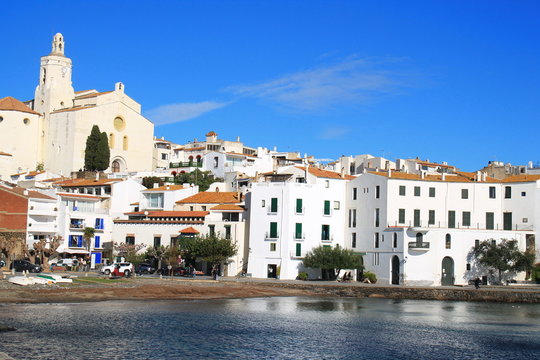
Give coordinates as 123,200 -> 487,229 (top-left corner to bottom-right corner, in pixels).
34,33 -> 75,116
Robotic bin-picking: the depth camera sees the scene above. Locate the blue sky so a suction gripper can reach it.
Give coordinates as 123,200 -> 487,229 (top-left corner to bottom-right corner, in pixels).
2,1 -> 539,171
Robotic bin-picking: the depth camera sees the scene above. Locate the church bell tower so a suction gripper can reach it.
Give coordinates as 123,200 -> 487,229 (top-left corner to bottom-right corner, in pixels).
34,33 -> 75,116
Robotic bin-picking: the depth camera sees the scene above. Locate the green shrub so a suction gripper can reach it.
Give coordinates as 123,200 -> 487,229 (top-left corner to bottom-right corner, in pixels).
297,272 -> 308,281
363,271 -> 377,283
531,264 -> 540,284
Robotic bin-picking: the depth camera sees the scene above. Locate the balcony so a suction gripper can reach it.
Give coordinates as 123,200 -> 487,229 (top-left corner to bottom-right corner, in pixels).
28,206 -> 57,216
169,161 -> 202,168
265,232 -> 279,241
293,233 -> 305,241
388,220 -> 534,232
408,241 -> 430,251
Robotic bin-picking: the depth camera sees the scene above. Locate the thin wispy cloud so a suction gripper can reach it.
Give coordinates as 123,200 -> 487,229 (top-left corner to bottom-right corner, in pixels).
226,57 -> 409,111
145,101 -> 229,125
319,126 -> 350,140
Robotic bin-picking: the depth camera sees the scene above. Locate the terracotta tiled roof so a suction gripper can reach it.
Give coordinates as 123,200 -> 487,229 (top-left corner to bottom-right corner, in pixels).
416,160 -> 455,169
0,96 -> 41,115
114,219 -> 204,225
210,204 -> 244,211
176,191 -> 241,204
502,174 -> 540,183
2,186 -> 56,200
54,178 -> 122,187
144,185 -> 184,192
75,89 -> 94,94
184,146 -> 205,152
74,91 -> 113,99
226,152 -> 257,158
130,202 -> 139,205
50,105 -> 96,114
369,171 -> 498,183
123,211 -> 209,217
58,192 -> 103,200
0,151 -> 12,157
11,170 -> 45,177
179,226 -> 200,234
154,138 -> 171,143
206,131 -> 217,137
296,166 -> 354,180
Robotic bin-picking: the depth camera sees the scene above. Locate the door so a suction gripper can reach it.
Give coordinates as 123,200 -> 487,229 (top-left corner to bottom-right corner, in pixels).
391,256 -> 400,285
441,257 -> 454,286
267,264 -> 277,279
503,212 -> 513,231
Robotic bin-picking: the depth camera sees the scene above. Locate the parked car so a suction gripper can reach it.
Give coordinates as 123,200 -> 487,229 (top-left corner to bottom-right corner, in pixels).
101,262 -> 134,276
10,260 -> 42,273
50,258 -> 79,268
135,263 -> 156,274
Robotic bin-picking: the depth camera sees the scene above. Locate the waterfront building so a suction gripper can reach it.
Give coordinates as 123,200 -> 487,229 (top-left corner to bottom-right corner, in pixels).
0,33 -> 154,180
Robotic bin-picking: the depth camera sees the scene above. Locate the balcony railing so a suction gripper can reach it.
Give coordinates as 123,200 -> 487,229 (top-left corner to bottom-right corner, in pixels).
408,241 -> 430,250
388,220 -> 534,232
265,232 -> 279,240
169,162 -> 202,168
293,233 -> 305,240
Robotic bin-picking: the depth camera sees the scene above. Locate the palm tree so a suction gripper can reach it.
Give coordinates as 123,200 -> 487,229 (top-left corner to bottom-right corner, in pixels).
83,227 -> 95,258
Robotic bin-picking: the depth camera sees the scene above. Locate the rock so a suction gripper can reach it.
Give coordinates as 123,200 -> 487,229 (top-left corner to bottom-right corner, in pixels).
0,324 -> 15,332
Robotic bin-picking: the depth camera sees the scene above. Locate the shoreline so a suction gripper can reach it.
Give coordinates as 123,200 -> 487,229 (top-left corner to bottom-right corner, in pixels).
0,277 -> 539,304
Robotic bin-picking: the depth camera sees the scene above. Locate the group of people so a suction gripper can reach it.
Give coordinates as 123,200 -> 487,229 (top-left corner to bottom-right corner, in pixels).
338,272 -> 353,282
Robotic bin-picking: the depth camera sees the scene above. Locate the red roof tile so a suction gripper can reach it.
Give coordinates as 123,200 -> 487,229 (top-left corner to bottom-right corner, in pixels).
179,226 -> 200,234
176,192 -> 241,204
0,96 -> 41,115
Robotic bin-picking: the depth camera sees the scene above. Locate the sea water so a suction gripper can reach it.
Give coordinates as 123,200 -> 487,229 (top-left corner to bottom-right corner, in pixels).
1,297 -> 539,359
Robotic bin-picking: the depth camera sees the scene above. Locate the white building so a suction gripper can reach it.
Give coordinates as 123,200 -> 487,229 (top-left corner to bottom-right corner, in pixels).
247,166 -> 352,280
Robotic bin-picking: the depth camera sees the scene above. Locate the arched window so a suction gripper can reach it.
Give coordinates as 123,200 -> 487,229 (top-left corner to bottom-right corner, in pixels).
109,133 -> 115,148
393,233 -> 398,248
196,155 -> 202,164
188,155 -> 193,166
112,160 -> 120,173
416,232 -> 423,244
445,234 -> 451,249
123,136 -> 128,150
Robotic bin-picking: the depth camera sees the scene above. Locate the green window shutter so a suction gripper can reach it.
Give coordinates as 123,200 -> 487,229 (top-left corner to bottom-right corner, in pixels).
448,211 -> 456,228
398,209 -> 405,224
270,222 -> 278,238
429,187 -> 435,197
296,198 -> 303,213
321,225 -> 330,240
295,223 -> 302,239
503,212 -> 512,230
428,210 -> 435,225
486,212 -> 494,230
296,243 -> 302,257
462,212 -> 471,226
399,186 -> 406,196
414,209 -> 420,227
324,200 -> 330,215
271,198 -> 278,212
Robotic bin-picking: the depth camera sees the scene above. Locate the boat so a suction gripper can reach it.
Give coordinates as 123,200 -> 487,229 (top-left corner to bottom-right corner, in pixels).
37,273 -> 73,283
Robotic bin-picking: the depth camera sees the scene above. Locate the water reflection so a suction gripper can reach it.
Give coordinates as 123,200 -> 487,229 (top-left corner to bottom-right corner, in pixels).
0,297 -> 539,360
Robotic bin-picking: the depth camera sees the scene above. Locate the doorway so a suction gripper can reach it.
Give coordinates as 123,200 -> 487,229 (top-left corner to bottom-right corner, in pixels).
441,256 -> 454,286
391,256 -> 400,285
267,264 -> 277,278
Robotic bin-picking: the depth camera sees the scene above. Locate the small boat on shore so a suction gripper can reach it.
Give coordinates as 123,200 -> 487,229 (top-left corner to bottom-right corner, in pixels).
8,273 -> 73,286
37,274 -> 73,283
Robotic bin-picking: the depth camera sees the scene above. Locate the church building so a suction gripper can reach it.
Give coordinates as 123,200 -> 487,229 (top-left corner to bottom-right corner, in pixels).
0,33 -> 154,179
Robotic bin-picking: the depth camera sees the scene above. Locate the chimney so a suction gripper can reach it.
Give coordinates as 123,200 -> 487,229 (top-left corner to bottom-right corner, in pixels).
476,171 -> 481,182
482,172 -> 487,182
166,185 -> 170,190
23,190 -> 29,196
95,172 -> 99,181
441,173 -> 446,181
388,169 -> 392,178
340,167 -> 345,178
153,183 -> 159,188
421,171 -> 425,179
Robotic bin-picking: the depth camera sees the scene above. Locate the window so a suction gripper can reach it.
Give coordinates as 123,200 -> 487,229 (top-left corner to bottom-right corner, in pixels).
375,208 -> 380,227
111,160 -> 120,172
225,225 -> 231,240
296,198 -> 303,213
114,116 -> 125,131
415,232 -> 423,244
295,223 -> 302,239
491,239 -> 497,246
323,200 -> 331,215
398,209 -> 405,224
503,212 -> 512,231
466,263 -> 471,271
489,186 -> 496,199
504,186 -> 511,199
414,209 -> 420,227
94,236 -> 101,249
393,233 -> 398,248
462,211 -> 471,227
348,209 -> 352,228
214,156 -> 219,168
353,188 -> 357,200
109,133 -> 115,148
222,212 -> 239,221
321,225 -> 330,240
269,222 -> 278,238
153,236 -> 161,248
428,210 -> 435,225
334,201 -> 340,210
295,243 -> 302,257
374,233 -> 380,248
270,198 -> 278,213
445,234 -> 451,249
202,206 -> 207,211
352,209 -> 357,227
209,225 -> 215,237
475,239 -> 480,249
270,243 -> 276,252
126,236 -> 135,245
122,136 -> 128,150
146,193 -> 164,208
325,180 -> 330,188
161,153 -> 168,160
261,200 -> 265,207
521,192 -> 526,197
414,186 -> 420,197
352,233 -> 357,248
448,211 -> 456,228
68,235 -> 77,247
23,118 -> 30,125
375,185 -> 380,199
429,187 -> 435,197
461,189 -> 468,199
399,186 -> 406,196
486,212 -> 494,230
94,218 -> 104,230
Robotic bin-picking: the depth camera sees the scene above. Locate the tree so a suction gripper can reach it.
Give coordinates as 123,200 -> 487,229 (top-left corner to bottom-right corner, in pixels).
146,245 -> 170,270
84,125 -> 110,171
184,234 -> 237,267
302,245 -> 363,280
174,169 -> 223,191
113,242 -> 147,264
472,239 -> 535,284
142,176 -> 164,189
82,227 -> 95,256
